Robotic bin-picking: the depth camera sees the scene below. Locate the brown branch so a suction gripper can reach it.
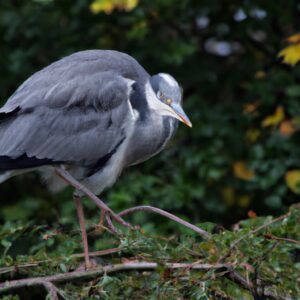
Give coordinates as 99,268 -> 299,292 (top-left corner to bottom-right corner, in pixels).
0,261 -> 290,299
228,269 -> 288,300
44,282 -> 59,300
72,247 -> 122,258
229,269 -> 254,292
118,205 -> 211,238
262,290 -> 290,300
264,234 -> 300,245
0,262 -> 227,293
0,248 -> 122,275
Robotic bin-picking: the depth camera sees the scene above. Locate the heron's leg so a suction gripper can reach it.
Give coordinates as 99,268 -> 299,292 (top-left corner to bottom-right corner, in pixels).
55,166 -> 132,230
94,210 -> 119,235
99,209 -> 106,225
73,194 -> 92,269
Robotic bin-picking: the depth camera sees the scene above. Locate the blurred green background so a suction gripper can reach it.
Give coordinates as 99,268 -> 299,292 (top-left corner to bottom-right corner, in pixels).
1,0 -> 300,231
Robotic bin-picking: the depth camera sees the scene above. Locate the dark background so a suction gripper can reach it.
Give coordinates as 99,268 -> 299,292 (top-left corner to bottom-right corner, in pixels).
1,0 -> 300,231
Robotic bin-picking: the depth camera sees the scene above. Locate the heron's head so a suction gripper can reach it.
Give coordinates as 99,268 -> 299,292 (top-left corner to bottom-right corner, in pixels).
148,73 -> 192,127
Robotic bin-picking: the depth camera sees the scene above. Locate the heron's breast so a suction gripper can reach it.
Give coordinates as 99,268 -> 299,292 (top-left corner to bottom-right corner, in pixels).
124,116 -> 178,166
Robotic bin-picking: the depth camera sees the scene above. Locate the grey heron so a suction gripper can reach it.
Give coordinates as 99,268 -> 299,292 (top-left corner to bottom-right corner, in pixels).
0,50 -> 192,268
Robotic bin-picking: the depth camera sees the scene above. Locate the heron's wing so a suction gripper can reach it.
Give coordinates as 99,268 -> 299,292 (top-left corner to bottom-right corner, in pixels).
0,70 -> 135,170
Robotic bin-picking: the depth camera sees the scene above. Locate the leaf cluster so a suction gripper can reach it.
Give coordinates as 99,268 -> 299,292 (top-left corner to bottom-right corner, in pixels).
0,206 -> 299,299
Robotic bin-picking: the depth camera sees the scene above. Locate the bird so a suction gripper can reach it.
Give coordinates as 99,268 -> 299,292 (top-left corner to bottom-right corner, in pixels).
0,50 -> 192,268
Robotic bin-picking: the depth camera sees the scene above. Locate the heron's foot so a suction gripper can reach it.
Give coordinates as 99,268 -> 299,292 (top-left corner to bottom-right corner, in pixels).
108,211 -> 140,231
95,209 -> 139,235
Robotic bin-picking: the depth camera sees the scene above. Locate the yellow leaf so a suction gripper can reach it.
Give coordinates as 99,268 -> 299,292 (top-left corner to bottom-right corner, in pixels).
261,106 -> 285,127
90,0 -> 138,14
292,117 -> 300,129
237,195 -> 251,208
124,0 -> 139,11
233,161 -> 254,181
278,43 -> 300,66
221,187 -> 235,206
90,0 -> 113,13
246,129 -> 260,143
286,33 -> 300,44
285,170 -> 300,194
254,70 -> 266,79
279,120 -> 296,136
243,102 -> 259,115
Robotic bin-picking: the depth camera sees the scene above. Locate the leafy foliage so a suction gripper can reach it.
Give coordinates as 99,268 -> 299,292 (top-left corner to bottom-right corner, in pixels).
0,0 -> 300,298
0,206 -> 299,299
279,33 -> 300,66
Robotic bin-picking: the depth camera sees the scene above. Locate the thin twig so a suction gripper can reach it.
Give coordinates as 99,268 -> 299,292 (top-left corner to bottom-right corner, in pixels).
231,211 -> 290,249
264,234 -> 300,245
44,282 -> 59,300
118,205 -> 211,238
229,270 -> 289,300
105,213 -> 119,234
229,269 -> 254,291
0,262 -> 227,293
0,248 -> 122,275
219,211 -> 291,262
72,247 -> 122,258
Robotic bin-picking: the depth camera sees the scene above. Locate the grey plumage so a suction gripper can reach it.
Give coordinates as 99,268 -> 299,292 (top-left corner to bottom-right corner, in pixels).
0,50 -> 191,195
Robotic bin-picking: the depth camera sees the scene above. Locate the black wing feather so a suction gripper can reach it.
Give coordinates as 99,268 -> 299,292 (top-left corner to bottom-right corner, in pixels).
0,154 -> 62,170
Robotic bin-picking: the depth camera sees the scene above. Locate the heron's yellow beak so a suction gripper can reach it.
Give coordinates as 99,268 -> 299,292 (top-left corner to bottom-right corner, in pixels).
170,103 -> 192,128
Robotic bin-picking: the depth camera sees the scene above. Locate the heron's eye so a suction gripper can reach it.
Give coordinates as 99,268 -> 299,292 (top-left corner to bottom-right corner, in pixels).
166,98 -> 172,105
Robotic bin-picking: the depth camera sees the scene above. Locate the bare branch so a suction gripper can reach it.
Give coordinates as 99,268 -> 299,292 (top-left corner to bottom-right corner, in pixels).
0,261 -> 290,299
0,248 -> 122,275
118,205 -> 211,238
264,234 -> 300,245
228,270 -> 289,300
72,247 -> 122,258
44,282 -> 59,300
0,262 -> 227,293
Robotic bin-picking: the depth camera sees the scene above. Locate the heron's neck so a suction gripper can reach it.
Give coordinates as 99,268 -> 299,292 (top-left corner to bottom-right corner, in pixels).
124,113 -> 178,167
